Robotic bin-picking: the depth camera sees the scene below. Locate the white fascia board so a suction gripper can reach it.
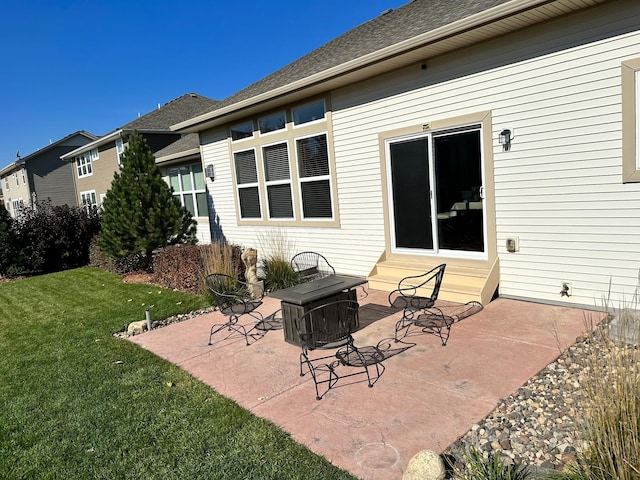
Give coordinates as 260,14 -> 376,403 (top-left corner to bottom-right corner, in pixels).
0,162 -> 20,177
60,130 -> 124,161
172,0 -> 561,133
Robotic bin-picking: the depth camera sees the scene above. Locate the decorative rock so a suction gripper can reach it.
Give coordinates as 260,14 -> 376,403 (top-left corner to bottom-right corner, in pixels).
403,450 -> 446,480
127,320 -> 147,335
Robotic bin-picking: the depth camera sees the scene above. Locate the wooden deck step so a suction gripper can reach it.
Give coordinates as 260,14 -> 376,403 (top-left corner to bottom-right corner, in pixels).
367,254 -> 499,305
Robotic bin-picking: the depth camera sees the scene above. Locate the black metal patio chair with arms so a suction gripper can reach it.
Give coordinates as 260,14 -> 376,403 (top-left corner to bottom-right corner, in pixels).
295,300 -> 385,400
290,251 -> 336,283
388,264 -> 448,344
205,273 -> 277,346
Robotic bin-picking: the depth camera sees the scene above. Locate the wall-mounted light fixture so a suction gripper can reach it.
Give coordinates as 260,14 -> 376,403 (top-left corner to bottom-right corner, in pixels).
499,128 -> 513,152
204,164 -> 215,181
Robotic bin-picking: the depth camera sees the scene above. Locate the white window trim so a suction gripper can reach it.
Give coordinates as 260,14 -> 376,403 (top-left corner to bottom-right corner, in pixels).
233,148 -> 262,220
116,139 -> 124,166
168,165 -> 208,218
4,177 -> 9,190
75,153 -> 93,178
90,148 -> 99,162
21,167 -> 26,185
258,111 -> 287,137
292,99 -> 326,128
80,189 -> 97,211
230,121 -> 255,143
294,131 -> 334,221
262,140 -> 294,220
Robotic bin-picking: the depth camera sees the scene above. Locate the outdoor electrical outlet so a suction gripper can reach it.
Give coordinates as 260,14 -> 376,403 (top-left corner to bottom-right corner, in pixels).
560,282 -> 572,297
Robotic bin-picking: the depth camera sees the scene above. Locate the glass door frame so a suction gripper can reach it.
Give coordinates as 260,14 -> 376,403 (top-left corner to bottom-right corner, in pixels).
385,124 -> 488,261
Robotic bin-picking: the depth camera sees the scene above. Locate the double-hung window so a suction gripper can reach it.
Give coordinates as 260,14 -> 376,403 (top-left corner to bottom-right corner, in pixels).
80,190 -> 97,212
263,142 -> 293,219
3,177 -> 8,191
296,133 -> 333,219
21,167 -> 26,185
76,152 -> 93,178
230,98 -> 336,225
168,164 -> 208,217
234,149 -> 261,219
13,172 -> 18,186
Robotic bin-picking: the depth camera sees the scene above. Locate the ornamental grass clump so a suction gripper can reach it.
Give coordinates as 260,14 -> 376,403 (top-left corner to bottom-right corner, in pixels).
559,306 -> 640,480
199,241 -> 244,281
454,447 -> 531,480
257,228 -> 299,292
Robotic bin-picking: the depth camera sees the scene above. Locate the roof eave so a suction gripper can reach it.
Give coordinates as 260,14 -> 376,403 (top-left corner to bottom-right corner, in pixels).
155,148 -> 201,165
60,128 -> 178,161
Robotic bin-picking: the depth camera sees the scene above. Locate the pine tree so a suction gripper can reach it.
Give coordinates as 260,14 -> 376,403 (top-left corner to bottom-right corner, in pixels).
99,131 -> 196,267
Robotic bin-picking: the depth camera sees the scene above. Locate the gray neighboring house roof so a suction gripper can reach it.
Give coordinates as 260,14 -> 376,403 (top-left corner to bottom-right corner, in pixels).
62,93 -> 219,160
121,93 -> 220,131
1,130 -> 98,176
174,0 -> 605,132
154,133 -> 202,164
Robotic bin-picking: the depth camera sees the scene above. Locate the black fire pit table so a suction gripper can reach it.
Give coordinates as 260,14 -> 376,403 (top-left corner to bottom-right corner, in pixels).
269,275 -> 367,346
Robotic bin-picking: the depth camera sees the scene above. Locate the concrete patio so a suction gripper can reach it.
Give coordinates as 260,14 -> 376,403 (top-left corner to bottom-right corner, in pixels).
128,287 -> 592,480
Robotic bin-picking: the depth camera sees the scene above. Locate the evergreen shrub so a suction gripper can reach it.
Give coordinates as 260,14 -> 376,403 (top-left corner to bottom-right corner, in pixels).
99,130 -> 197,269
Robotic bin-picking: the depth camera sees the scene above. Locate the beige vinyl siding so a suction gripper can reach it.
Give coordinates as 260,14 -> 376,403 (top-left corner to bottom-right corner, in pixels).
198,0 -> 640,306
328,1 -> 640,306
74,145 -> 120,207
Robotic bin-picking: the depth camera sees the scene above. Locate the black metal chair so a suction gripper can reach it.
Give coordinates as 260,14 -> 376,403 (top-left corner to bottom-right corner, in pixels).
205,273 -> 274,346
290,251 -> 336,283
295,300 -> 385,400
388,264 -> 450,345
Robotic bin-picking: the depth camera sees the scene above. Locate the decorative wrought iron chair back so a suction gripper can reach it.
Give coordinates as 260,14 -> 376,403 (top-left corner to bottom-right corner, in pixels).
205,273 -> 265,346
295,300 -> 385,400
297,300 -> 358,351
290,251 -> 336,283
388,263 -> 446,311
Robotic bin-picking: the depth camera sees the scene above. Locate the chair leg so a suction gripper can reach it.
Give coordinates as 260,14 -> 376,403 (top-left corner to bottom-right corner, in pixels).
208,315 -> 249,345
394,311 -> 414,342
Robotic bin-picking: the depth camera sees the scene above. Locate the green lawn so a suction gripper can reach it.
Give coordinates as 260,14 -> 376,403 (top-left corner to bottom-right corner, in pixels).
0,267 -> 356,480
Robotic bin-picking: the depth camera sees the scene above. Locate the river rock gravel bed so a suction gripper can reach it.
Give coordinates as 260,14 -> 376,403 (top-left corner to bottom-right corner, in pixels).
444,331 -> 606,474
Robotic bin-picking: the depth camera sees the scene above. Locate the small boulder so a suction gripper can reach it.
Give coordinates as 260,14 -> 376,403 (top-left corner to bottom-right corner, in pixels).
127,320 -> 147,335
403,450 -> 446,480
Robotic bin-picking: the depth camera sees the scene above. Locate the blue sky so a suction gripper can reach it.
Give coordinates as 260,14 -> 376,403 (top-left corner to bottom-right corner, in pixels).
0,0 -> 407,171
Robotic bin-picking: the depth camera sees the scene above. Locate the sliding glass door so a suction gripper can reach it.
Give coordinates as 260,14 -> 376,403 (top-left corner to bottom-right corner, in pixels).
387,127 -> 486,258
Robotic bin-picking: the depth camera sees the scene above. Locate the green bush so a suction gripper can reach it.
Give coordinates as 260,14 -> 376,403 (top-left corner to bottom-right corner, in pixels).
89,236 -> 148,275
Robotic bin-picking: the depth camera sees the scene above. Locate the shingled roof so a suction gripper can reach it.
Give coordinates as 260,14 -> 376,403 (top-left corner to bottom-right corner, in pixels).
154,133 -> 201,162
202,0 -> 508,114
121,93 -> 219,131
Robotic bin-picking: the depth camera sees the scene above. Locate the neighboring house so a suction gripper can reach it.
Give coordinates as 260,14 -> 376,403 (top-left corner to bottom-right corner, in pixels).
174,0 -> 640,308
155,133 -> 216,244
60,93 -> 219,221
0,131 -> 97,218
